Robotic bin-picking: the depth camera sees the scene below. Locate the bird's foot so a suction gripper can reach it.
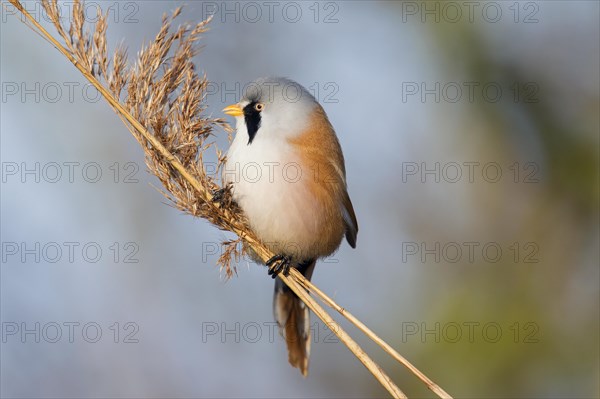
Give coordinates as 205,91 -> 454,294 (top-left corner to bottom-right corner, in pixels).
266,254 -> 292,279
211,184 -> 233,206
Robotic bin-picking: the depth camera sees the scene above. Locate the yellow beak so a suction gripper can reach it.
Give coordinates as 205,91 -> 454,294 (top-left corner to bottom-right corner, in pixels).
223,103 -> 244,117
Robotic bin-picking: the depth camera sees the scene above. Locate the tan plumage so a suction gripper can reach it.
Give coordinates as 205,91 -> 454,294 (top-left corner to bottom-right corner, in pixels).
288,105 -> 358,255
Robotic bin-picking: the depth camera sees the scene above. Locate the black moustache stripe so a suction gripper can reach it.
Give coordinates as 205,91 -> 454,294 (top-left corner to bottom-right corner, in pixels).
243,102 -> 262,145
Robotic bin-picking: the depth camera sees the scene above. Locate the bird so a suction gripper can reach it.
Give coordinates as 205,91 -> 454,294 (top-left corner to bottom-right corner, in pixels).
222,77 -> 358,376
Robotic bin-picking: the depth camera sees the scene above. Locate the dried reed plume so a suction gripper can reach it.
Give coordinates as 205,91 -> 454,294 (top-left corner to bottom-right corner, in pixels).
6,1 -> 452,398
31,0 -> 245,278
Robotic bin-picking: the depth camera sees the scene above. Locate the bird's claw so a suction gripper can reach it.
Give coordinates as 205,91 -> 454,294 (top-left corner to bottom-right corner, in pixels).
266,254 -> 292,279
211,185 -> 232,206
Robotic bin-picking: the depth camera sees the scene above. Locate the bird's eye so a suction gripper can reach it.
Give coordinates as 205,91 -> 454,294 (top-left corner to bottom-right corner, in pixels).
254,103 -> 264,112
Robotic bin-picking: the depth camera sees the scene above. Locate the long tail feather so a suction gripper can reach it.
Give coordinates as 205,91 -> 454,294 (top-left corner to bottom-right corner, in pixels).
273,260 -> 316,376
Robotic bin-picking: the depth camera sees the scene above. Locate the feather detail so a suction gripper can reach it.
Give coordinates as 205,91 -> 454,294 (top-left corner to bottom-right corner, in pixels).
273,260 -> 316,376
288,105 -> 358,254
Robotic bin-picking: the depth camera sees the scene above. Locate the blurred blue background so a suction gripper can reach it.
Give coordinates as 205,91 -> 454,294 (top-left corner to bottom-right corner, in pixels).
1,1 -> 598,397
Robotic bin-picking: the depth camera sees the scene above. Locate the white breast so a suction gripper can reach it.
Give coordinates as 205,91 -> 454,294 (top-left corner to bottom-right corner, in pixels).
225,120 -> 319,259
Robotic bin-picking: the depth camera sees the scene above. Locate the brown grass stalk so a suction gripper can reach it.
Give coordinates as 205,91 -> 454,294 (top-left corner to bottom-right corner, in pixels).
291,268 -> 452,398
5,1 -> 453,398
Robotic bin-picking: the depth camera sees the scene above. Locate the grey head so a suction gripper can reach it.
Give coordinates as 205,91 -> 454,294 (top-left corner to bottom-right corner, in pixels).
238,77 -> 320,144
